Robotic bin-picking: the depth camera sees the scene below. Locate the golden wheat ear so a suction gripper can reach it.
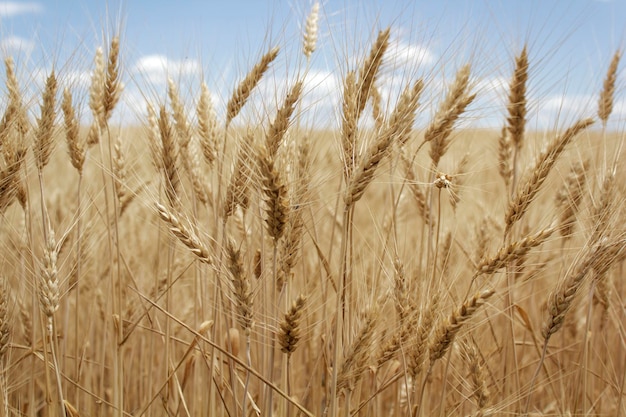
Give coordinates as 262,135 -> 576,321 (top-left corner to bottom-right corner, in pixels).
226,46 -> 280,127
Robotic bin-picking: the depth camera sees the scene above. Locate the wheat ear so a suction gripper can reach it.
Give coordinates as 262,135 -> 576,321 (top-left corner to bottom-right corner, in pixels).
302,2 -> 319,59
266,81 -> 303,157
87,47 -> 105,146
337,308 -> 378,392
226,46 -> 280,126
598,50 -> 621,126
504,118 -> 593,235
507,45 -> 528,149
258,148 -> 290,240
542,238 -> 624,341
356,28 -> 391,116
155,203 -> 212,265
426,64 -> 475,168
279,295 -> 306,354
197,82 -> 219,166
345,79 -> 423,206
429,289 -> 495,365
33,71 -> 58,171
157,105 -> 180,207
62,88 -> 85,173
474,227 -> 555,277
103,36 -> 122,123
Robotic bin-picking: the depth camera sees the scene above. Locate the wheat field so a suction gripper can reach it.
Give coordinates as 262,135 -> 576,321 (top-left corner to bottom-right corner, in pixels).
0,3 -> 624,417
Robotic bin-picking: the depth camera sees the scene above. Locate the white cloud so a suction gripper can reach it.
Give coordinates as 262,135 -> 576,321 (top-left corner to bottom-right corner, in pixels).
132,54 -> 202,85
0,35 -> 34,55
0,2 -> 42,17
389,41 -> 436,69
531,94 -> 596,128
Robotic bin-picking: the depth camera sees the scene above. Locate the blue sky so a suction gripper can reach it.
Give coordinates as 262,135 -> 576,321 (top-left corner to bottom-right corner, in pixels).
0,0 -> 625,128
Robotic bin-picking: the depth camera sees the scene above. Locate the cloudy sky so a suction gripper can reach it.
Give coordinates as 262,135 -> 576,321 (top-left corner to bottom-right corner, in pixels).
0,0 -> 625,128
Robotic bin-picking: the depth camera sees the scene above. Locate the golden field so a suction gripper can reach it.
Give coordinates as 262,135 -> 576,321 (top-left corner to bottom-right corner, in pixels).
0,4 -> 624,417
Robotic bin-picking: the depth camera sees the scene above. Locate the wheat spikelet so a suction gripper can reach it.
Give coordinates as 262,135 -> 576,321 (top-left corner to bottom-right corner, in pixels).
429,289 -> 494,364
507,46 -> 528,149
542,238 -> 625,340
226,46 -> 280,126
598,50 -> 621,125
505,118 -> 594,235
266,80 -> 303,157
302,2 -> 319,59
33,71 -> 58,171
226,239 -> 253,334
62,88 -> 85,173
279,295 -> 306,354
156,202 -> 212,264
197,82 -> 218,166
